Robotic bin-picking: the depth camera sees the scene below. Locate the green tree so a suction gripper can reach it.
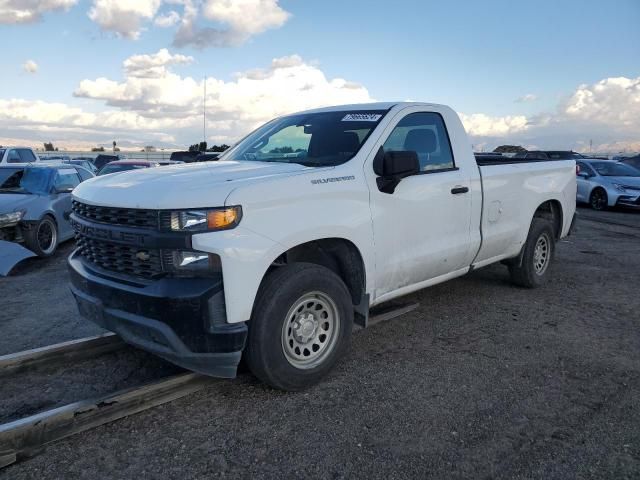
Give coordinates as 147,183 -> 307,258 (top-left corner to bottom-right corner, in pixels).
43,142 -> 55,151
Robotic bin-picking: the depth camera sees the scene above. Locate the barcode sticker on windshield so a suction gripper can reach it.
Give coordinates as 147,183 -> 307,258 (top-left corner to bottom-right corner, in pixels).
342,113 -> 382,122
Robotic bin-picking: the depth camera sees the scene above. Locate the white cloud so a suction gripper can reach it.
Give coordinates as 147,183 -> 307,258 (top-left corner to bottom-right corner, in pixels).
74,52 -> 373,133
123,48 -> 193,78
154,9 -> 179,27
88,0 -> 162,39
459,113 -> 528,137
22,59 -> 38,74
0,0 -> 77,23
174,0 -> 290,48
515,93 -> 537,103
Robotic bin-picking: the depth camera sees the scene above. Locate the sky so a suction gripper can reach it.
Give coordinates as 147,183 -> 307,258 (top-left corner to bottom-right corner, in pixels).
1,0 -> 639,152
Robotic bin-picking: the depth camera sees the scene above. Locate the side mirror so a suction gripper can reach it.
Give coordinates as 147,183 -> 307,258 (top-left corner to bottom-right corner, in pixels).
373,147 -> 420,194
577,171 -> 591,179
53,186 -> 74,194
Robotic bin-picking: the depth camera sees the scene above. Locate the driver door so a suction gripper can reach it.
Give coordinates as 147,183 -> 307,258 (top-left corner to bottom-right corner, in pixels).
366,108 -> 475,300
51,169 -> 81,239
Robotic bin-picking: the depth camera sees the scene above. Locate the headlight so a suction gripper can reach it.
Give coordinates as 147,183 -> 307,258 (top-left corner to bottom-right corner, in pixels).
0,210 -> 25,227
612,183 -> 627,192
166,206 -> 242,232
165,250 -> 222,277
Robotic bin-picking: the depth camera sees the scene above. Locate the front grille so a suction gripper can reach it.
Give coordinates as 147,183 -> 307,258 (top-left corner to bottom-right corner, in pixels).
76,235 -> 164,279
72,200 -> 159,229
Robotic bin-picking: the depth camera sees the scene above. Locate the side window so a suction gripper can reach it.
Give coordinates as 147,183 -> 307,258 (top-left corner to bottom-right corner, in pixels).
382,112 -> 455,172
76,167 -> 93,182
53,169 -> 81,191
577,162 -> 593,176
18,149 -> 37,162
7,150 -> 22,163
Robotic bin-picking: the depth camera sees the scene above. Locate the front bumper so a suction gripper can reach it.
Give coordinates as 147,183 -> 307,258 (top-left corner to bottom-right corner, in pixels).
615,194 -> 640,207
68,250 -> 247,378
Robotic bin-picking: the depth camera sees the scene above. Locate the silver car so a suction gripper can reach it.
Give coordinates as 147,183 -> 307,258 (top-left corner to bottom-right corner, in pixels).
576,160 -> 640,210
0,163 -> 94,257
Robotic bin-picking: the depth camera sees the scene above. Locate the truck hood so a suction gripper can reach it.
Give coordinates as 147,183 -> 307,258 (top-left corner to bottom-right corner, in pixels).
73,161 -> 315,209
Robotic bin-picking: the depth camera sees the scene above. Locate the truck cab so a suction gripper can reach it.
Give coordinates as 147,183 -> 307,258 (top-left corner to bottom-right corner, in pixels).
68,102 -> 576,390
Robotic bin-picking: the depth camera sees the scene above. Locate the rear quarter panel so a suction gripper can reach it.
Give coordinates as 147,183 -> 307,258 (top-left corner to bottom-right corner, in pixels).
473,160 -> 576,267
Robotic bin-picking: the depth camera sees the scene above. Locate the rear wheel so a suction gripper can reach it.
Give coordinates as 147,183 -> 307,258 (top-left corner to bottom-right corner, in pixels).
589,188 -> 608,210
245,263 -> 353,391
509,218 -> 555,288
24,216 -> 58,257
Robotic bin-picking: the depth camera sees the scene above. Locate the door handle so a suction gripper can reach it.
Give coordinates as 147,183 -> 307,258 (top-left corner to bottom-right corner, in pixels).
451,186 -> 469,195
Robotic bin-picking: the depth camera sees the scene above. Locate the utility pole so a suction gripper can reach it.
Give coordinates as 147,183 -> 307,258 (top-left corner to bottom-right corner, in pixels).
589,139 -> 592,154
203,76 -> 206,148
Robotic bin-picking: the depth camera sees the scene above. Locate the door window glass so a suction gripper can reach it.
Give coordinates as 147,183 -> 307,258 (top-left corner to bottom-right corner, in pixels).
383,112 -> 455,172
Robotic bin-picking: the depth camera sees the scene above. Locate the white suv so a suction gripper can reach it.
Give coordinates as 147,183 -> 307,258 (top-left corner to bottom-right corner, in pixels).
0,147 -> 40,164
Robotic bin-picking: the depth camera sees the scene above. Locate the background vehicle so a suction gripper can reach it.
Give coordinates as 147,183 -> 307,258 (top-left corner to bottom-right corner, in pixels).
97,160 -> 160,176
42,155 -> 71,162
544,151 -> 589,160
0,147 -> 40,165
93,154 -> 126,171
65,159 -> 98,174
69,102 -> 576,391
195,152 -> 220,162
576,159 -> 640,210
619,154 -> 640,170
513,151 -> 549,160
170,151 -> 200,163
0,163 -> 94,256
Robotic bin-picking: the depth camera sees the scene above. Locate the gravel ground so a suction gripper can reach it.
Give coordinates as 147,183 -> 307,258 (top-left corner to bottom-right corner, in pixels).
1,206 -> 639,479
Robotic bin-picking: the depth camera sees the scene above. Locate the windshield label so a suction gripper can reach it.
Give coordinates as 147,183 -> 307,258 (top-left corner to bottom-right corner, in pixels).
341,113 -> 382,122
311,175 -> 355,185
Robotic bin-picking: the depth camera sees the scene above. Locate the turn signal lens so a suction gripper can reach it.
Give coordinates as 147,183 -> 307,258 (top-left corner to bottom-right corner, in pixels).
207,207 -> 241,229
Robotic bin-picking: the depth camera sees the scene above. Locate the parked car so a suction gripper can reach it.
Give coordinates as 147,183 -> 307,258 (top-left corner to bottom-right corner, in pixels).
93,154 -> 126,171
0,147 -> 40,165
195,152 -> 220,162
619,154 -> 640,171
0,163 -> 94,257
65,159 -> 98,174
576,159 -> 640,210
69,101 -> 577,391
97,160 -> 161,176
43,155 -> 71,162
170,151 -> 200,163
543,151 -> 588,160
513,151 -> 550,160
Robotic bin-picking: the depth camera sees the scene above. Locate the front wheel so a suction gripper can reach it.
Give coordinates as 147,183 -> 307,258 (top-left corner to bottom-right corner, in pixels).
509,218 -> 555,288
589,188 -> 608,210
245,263 -> 353,391
24,216 -> 58,257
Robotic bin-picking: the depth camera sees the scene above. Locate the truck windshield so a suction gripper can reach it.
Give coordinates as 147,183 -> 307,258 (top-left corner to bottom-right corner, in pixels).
222,110 -> 388,167
591,162 -> 640,177
0,167 -> 51,194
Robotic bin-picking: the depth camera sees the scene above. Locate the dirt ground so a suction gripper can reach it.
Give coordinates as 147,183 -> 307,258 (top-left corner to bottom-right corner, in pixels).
1,206 -> 639,479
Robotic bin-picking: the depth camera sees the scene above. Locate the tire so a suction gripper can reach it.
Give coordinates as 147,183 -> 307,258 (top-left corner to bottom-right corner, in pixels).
24,215 -> 58,257
509,218 -> 555,288
589,188 -> 608,211
245,263 -> 353,391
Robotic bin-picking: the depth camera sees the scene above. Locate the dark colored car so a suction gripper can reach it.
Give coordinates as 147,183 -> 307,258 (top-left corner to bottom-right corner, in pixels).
170,151 -> 200,163
195,153 -> 220,162
0,163 -> 94,257
97,160 -> 160,176
93,154 -> 126,170
514,151 -> 550,160
543,151 -> 588,160
620,154 -> 640,171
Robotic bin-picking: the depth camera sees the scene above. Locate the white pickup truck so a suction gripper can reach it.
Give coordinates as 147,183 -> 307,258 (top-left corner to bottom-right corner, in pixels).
69,102 -> 576,390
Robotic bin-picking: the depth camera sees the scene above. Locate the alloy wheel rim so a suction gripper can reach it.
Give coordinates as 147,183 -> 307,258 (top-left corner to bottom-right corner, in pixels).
591,191 -> 606,209
281,291 -> 340,370
533,233 -> 550,275
37,220 -> 56,254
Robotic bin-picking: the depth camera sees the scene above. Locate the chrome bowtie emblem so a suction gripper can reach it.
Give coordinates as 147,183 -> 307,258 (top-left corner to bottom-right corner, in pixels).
135,251 -> 151,261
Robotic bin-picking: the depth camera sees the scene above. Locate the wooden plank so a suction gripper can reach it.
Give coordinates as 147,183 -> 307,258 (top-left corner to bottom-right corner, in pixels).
0,333 -> 125,376
0,373 -> 211,469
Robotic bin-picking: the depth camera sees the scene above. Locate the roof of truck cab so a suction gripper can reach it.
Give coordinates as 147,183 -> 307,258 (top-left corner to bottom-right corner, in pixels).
293,102 -> 446,115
